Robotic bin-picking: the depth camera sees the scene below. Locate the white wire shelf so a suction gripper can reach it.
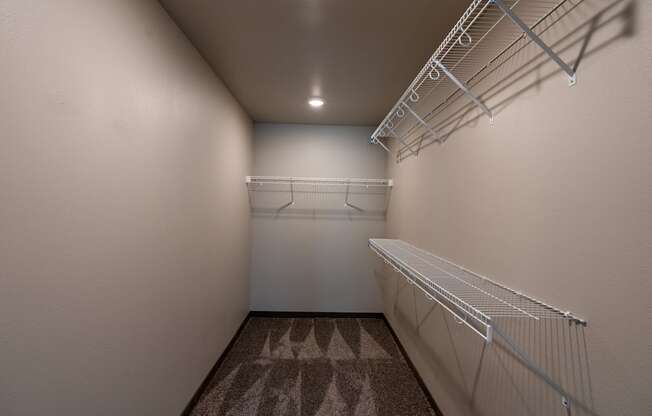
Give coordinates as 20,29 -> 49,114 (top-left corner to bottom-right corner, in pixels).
371,0 -> 578,158
370,238 -> 585,342
246,176 -> 393,188
246,176 -> 392,213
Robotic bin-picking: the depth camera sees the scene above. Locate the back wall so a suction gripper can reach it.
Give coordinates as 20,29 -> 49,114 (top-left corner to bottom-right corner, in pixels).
250,123 -> 388,312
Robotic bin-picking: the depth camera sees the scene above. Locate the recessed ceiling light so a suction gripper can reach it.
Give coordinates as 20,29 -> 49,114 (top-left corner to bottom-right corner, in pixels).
308,97 -> 325,108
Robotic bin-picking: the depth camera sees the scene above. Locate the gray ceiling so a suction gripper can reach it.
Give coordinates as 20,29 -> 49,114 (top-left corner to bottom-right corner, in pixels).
160,0 -> 470,126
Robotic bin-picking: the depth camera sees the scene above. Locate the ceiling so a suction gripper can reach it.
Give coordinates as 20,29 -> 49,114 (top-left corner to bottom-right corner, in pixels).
160,0 -> 470,126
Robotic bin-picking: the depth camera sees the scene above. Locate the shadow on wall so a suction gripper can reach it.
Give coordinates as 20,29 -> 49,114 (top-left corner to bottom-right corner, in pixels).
396,0 -> 637,162
375,266 -> 598,416
247,182 -> 392,220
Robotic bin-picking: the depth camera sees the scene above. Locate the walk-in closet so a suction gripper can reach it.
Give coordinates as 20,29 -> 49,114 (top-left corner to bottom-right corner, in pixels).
2,1 -> 650,415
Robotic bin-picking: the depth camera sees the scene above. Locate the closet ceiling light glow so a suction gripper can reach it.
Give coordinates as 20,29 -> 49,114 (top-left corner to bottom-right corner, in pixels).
308,98 -> 325,108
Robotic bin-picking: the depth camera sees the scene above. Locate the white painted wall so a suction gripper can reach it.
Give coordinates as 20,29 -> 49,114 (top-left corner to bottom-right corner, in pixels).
0,1 -> 252,415
380,1 -> 652,415
250,123 -> 388,312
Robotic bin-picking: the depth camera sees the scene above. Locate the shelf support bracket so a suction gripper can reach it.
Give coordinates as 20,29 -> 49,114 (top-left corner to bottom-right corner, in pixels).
493,325 -> 577,412
277,178 -> 295,210
344,180 -> 364,211
371,137 -> 391,153
385,122 -> 420,158
433,60 -> 493,123
491,0 -> 576,86
399,102 -> 440,145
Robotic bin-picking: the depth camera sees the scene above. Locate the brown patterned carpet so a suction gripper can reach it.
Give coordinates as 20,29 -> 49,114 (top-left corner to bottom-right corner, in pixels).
190,317 -> 436,416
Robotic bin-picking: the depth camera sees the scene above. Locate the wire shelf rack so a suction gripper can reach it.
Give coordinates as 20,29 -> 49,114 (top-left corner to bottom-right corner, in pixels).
246,176 -> 393,188
246,176 -> 393,213
371,0 -> 578,158
369,238 -> 585,342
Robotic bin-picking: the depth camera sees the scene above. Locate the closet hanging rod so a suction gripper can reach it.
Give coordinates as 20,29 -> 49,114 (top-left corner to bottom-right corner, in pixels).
246,176 -> 393,187
370,0 -> 578,154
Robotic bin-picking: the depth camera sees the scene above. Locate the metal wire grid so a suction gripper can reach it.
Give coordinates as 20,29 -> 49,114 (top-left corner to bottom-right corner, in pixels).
246,176 -> 392,213
397,0 -> 579,160
370,239 -> 493,340
372,239 -> 588,404
247,183 -> 390,201
247,183 -> 388,194
370,238 -> 585,325
372,0 -> 572,153
246,176 -> 393,188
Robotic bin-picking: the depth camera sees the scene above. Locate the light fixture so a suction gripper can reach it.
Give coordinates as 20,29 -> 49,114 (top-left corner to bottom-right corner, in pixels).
308,97 -> 325,108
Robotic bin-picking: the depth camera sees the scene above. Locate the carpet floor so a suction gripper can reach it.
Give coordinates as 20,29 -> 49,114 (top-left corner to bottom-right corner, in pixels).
190,316 -> 437,416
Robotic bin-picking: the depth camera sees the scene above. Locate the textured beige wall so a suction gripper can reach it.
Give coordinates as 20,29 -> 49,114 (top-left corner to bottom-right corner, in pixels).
381,0 -> 651,415
0,1 -> 252,415
250,123 -> 387,312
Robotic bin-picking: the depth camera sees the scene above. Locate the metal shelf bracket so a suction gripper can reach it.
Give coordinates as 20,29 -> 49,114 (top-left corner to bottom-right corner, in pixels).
344,180 -> 364,211
277,177 -> 295,210
433,60 -> 494,123
385,122 -> 420,157
400,102 -> 441,143
371,136 -> 391,153
491,0 -> 577,86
